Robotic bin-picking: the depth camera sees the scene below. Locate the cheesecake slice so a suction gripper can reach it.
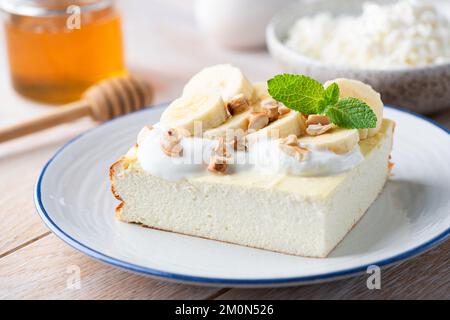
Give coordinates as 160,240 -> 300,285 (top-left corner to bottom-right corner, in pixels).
110,65 -> 395,258
111,119 -> 393,258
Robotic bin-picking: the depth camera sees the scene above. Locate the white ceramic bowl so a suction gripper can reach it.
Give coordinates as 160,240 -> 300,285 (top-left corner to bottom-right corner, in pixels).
194,0 -> 294,49
266,0 -> 450,114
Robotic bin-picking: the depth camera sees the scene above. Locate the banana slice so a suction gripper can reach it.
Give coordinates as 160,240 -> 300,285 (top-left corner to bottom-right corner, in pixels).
246,110 -> 306,143
251,81 -> 271,105
298,128 -> 359,154
324,78 -> 383,139
203,108 -> 253,139
358,128 -> 369,140
160,92 -> 228,135
183,64 -> 253,103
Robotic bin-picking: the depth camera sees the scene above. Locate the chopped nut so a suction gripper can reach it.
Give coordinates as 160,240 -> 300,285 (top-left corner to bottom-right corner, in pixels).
226,135 -> 247,152
261,99 -> 279,122
264,108 -> 279,122
261,98 -> 278,107
306,114 -> 330,126
161,143 -> 183,157
248,112 -> 269,131
160,128 -> 183,157
227,94 -> 250,115
279,143 -> 309,161
278,105 -> 291,116
208,155 -> 229,174
260,98 -> 292,118
278,135 -> 308,161
301,113 -> 308,122
213,136 -> 229,157
208,136 -> 241,174
162,127 -> 183,140
279,134 -> 299,146
306,123 -> 336,136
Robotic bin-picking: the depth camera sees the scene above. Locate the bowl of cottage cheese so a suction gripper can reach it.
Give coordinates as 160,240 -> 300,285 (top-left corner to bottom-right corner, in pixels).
266,0 -> 450,113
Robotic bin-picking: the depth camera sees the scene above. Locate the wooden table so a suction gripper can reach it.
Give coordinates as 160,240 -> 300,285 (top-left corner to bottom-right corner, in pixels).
0,0 -> 449,300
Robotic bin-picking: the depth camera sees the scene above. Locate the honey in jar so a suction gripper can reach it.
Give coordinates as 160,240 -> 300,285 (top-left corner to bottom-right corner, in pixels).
3,0 -> 126,104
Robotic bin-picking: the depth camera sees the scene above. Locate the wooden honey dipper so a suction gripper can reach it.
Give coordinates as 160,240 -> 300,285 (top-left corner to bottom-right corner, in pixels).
0,75 -> 153,143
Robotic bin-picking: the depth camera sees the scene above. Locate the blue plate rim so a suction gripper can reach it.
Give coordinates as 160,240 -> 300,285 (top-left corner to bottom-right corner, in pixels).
33,104 -> 450,286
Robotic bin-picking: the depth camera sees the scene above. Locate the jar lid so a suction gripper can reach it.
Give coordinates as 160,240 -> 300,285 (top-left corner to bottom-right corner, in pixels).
0,0 -> 113,17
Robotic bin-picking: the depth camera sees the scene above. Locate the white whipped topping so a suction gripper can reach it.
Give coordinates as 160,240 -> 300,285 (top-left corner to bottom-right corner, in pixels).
250,139 -> 363,177
136,126 -> 363,181
137,127 -> 217,181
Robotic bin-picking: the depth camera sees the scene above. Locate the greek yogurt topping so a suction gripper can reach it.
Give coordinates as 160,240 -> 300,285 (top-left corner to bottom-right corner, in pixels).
136,126 -> 364,181
250,139 -> 363,177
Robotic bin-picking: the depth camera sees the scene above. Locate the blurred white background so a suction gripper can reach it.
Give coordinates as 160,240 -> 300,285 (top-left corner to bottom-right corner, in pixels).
1,0 -> 449,125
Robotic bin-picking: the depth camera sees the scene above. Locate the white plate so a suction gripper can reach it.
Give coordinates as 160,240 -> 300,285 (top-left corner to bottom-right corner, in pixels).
34,105 -> 450,287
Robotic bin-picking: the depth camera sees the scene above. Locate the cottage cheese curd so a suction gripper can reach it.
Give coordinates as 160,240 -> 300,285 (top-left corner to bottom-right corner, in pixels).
285,0 -> 450,69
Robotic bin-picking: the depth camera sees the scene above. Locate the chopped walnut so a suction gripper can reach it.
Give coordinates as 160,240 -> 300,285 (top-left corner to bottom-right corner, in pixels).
306,123 -> 336,136
248,112 -> 269,131
306,114 -> 330,126
160,128 -> 183,157
227,94 -> 250,115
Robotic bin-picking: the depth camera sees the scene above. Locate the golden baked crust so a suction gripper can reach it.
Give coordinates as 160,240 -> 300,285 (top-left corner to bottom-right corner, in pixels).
110,144 -> 138,220
110,159 -> 124,201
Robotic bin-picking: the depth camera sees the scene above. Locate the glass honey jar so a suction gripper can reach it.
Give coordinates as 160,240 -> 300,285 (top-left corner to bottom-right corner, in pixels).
2,0 -> 126,104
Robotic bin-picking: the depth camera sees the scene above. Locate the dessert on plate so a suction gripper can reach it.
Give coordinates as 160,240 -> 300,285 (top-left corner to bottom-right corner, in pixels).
110,64 -> 395,258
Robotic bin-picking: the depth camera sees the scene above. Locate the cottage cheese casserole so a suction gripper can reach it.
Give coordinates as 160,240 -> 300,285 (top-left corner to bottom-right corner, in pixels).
110,65 -> 395,258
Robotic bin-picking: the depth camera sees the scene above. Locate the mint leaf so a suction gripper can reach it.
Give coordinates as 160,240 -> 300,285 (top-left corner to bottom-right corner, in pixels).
267,74 -> 379,129
318,82 -> 340,113
324,97 -> 377,129
324,83 -> 340,105
268,74 -> 324,115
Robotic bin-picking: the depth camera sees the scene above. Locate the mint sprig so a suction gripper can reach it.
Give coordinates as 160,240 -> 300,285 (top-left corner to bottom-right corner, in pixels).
267,74 -> 324,115
325,98 -> 377,128
322,83 -> 340,109
267,74 -> 377,129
